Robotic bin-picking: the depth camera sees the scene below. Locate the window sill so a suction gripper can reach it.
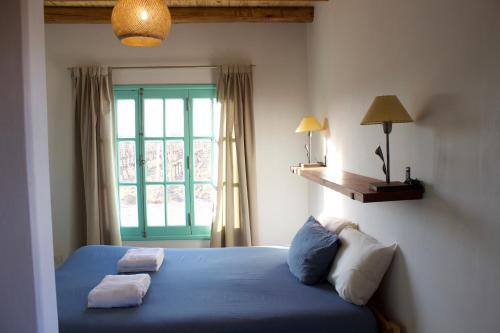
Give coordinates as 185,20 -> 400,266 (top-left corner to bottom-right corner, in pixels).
121,234 -> 211,241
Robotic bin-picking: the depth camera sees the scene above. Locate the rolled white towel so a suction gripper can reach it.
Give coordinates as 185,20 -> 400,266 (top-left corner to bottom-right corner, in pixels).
117,248 -> 165,273
88,274 -> 151,308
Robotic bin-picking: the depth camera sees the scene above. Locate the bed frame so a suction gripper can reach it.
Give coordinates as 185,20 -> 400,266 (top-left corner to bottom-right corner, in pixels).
370,306 -> 401,333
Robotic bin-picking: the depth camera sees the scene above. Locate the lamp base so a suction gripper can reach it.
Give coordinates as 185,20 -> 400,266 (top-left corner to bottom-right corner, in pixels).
299,162 -> 325,168
369,181 -> 420,192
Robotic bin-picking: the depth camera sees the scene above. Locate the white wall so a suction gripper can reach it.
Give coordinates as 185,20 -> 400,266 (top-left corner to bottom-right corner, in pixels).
0,0 -> 58,332
43,3 -> 500,332
45,23 -> 310,260
307,0 -> 500,332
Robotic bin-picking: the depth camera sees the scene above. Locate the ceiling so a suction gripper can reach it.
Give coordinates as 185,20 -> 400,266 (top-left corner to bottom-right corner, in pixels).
44,0 -> 325,23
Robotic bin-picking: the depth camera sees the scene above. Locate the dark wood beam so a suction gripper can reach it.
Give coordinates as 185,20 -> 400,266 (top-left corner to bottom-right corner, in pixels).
44,6 -> 314,23
45,0 -> 323,7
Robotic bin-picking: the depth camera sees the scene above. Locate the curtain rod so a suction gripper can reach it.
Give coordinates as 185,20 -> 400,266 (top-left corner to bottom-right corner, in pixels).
67,64 -> 256,70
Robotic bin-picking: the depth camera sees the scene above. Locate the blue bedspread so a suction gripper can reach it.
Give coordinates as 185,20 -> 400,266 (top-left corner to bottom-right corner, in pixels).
56,245 -> 378,333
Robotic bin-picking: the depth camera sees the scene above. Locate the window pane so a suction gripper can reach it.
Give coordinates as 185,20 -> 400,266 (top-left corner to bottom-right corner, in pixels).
166,185 -> 186,226
194,184 -> 215,226
144,99 -> 163,137
213,99 -> 221,139
119,186 -> 138,227
146,185 -> 165,226
118,141 -> 136,183
145,140 -> 164,182
233,186 -> 240,229
194,139 -> 212,181
117,99 -> 135,138
165,99 -> 184,137
166,140 -> 184,182
232,141 -> 238,184
193,98 -> 212,137
212,139 -> 219,186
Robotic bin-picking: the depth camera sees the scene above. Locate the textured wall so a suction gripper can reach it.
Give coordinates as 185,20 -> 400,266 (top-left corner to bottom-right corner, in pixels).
45,23 -> 310,260
0,0 -> 58,332
307,0 -> 500,332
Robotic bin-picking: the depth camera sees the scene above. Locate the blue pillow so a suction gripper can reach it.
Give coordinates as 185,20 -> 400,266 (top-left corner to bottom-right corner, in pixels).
287,216 -> 340,285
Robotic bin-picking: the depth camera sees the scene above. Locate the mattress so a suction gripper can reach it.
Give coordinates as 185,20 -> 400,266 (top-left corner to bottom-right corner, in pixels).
56,245 -> 378,333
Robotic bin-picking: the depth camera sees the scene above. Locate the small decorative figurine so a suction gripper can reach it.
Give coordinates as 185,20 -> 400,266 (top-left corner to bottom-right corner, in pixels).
404,166 -> 425,191
405,167 -> 411,183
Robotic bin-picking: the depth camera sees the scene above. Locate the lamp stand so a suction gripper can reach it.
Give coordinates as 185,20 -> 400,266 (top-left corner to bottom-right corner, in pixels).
370,121 -> 413,192
308,130 -> 312,164
383,121 -> 392,183
299,131 -> 324,168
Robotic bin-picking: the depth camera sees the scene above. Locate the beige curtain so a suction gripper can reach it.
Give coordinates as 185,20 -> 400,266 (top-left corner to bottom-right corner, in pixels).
211,65 -> 257,247
72,66 -> 121,245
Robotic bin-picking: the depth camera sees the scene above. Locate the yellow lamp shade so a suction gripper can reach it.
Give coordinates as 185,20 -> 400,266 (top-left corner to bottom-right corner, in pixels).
295,116 -> 323,133
111,0 -> 172,47
361,95 -> 413,125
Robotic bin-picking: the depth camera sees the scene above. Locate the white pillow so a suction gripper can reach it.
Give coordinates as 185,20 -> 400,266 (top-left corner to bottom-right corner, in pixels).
316,214 -> 358,235
327,228 -> 397,305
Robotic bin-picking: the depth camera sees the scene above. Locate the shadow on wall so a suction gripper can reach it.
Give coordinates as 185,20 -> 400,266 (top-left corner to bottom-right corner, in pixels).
414,92 -> 486,233
414,93 -> 482,198
322,117 -> 331,138
321,117 -> 331,166
372,249 -> 417,333
415,93 -> 466,124
371,189 -> 479,333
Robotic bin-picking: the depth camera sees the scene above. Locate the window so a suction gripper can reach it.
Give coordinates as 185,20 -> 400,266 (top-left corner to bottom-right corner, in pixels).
114,85 -> 217,240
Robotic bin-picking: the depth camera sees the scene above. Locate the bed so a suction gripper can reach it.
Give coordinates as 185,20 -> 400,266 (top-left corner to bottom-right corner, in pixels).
56,245 -> 378,333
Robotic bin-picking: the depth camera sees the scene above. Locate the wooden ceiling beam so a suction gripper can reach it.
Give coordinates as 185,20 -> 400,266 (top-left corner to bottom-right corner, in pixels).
44,6 -> 314,23
45,0 -> 324,7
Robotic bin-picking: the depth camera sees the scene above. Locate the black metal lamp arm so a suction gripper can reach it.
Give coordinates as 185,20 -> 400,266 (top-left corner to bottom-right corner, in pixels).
382,121 -> 392,184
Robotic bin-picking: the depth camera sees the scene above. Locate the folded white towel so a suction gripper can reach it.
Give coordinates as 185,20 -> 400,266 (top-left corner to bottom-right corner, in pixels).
87,274 -> 151,308
117,248 -> 165,273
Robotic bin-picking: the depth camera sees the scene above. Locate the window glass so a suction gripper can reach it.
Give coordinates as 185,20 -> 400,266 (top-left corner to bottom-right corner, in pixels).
194,139 -> 212,181
166,185 -> 186,226
193,98 -> 212,137
166,140 -> 184,182
146,185 -> 165,226
194,184 -> 215,226
145,140 -> 164,182
118,141 -> 136,183
144,99 -> 163,137
213,99 -> 221,139
117,99 -> 135,138
165,99 -> 184,137
119,186 -> 139,227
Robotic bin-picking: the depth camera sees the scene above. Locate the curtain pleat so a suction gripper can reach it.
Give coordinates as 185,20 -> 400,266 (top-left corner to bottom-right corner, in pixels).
211,65 -> 257,247
71,66 -> 121,246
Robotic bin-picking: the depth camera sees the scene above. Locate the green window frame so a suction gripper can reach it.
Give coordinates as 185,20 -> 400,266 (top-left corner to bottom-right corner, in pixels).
114,84 -> 217,241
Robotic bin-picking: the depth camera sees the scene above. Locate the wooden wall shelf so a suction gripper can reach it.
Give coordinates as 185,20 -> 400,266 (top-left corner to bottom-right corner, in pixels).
290,166 -> 424,203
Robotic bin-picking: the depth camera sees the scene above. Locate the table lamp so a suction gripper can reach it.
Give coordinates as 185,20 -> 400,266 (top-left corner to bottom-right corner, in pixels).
295,116 -> 323,167
361,95 -> 413,191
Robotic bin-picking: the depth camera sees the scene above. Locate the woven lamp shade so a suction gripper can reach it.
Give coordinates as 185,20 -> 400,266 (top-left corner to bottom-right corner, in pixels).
112,0 -> 171,47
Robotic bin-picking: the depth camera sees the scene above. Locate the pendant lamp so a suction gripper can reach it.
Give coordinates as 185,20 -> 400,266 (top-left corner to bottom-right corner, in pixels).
111,0 -> 171,47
